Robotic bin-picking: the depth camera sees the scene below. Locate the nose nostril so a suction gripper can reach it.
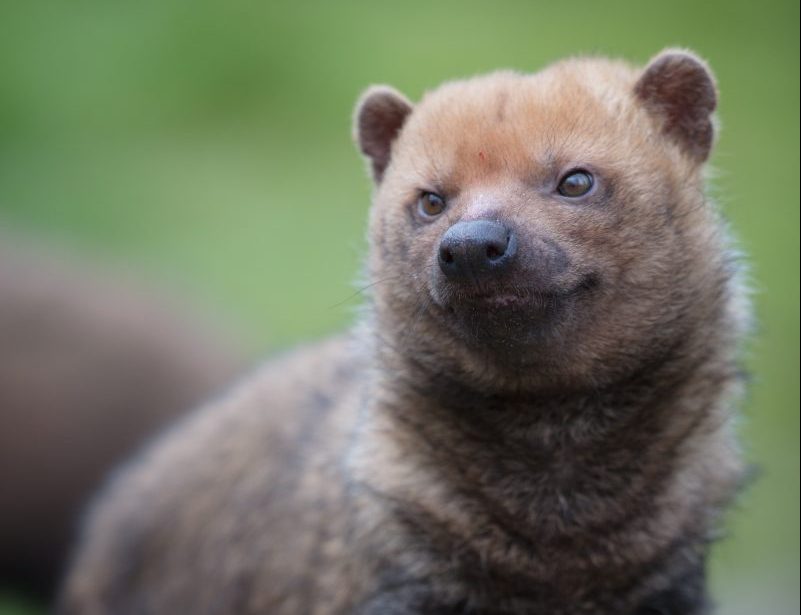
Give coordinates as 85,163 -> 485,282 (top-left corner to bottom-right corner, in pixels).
441,248 -> 454,264
486,245 -> 503,260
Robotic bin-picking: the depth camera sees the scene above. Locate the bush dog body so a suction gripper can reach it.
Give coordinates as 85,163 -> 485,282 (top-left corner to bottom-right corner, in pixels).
59,50 -> 747,615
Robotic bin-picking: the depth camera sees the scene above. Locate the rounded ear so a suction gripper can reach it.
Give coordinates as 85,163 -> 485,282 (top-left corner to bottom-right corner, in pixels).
354,86 -> 413,183
634,49 -> 717,162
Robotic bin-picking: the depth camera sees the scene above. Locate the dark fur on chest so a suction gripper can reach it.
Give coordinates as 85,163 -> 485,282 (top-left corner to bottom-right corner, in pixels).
348,340 -> 732,615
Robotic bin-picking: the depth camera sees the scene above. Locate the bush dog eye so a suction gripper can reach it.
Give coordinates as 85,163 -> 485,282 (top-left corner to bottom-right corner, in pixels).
418,192 -> 446,217
557,170 -> 594,197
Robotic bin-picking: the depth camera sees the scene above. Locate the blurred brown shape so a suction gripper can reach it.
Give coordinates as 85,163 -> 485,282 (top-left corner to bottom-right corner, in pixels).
0,233 -> 248,599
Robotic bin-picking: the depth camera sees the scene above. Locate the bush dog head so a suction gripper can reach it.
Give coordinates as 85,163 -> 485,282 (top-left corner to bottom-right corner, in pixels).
356,50 -> 728,394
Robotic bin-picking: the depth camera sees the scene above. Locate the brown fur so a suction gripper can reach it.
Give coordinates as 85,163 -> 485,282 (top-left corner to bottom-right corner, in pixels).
0,235 -> 246,597
58,50 -> 748,615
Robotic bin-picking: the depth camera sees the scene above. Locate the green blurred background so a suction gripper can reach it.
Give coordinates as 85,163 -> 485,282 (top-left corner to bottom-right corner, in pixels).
0,1 -> 797,613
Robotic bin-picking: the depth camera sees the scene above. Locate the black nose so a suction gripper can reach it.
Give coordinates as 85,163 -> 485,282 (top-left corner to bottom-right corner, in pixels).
438,220 -> 517,281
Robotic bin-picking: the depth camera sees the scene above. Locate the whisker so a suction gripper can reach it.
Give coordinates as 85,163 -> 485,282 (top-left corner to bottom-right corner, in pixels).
328,275 -> 403,309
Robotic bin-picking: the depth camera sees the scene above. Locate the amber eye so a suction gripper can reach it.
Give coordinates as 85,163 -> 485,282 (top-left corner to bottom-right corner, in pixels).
557,170 -> 594,197
418,192 -> 446,217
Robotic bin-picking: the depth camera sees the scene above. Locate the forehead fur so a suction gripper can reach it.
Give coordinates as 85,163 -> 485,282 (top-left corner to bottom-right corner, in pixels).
388,58 -> 682,191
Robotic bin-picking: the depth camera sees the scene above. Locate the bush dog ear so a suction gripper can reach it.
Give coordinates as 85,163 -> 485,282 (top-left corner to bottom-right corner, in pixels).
634,49 -> 718,162
354,86 -> 413,183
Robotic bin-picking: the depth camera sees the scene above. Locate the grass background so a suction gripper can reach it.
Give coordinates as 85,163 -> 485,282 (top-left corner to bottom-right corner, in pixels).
0,1 -> 798,613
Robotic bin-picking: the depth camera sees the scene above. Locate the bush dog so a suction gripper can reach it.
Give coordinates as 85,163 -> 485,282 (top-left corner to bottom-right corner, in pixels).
59,49 -> 748,615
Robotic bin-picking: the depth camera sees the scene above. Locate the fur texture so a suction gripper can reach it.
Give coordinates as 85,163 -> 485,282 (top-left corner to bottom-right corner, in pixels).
58,50 -> 748,615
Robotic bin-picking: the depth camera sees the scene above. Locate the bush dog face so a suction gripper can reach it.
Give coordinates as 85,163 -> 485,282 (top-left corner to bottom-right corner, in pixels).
358,51 -> 727,392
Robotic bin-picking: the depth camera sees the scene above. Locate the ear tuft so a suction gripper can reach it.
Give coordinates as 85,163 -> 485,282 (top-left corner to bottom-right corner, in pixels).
634,49 -> 717,161
354,86 -> 413,183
